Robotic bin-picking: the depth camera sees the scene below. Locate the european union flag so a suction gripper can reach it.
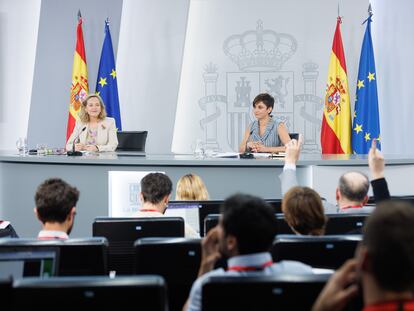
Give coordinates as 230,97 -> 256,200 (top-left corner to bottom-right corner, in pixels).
96,20 -> 122,130
352,15 -> 380,154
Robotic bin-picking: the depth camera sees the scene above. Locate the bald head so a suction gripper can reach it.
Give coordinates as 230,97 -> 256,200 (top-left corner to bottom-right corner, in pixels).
338,171 -> 370,203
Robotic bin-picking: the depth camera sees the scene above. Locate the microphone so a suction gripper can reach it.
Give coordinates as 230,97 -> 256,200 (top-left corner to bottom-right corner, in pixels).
240,129 -> 254,159
67,127 -> 86,156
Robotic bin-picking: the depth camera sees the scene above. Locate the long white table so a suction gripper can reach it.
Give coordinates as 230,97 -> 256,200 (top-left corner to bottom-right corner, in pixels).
0,151 -> 413,237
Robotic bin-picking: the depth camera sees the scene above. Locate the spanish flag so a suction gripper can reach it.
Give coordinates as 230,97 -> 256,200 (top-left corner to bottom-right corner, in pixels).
66,11 -> 88,141
321,17 -> 352,154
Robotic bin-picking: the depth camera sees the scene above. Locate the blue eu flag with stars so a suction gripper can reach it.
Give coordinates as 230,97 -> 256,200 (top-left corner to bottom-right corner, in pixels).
352,15 -> 380,154
96,20 -> 122,130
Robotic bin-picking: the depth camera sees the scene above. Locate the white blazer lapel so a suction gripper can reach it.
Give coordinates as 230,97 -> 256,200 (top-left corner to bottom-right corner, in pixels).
97,119 -> 107,145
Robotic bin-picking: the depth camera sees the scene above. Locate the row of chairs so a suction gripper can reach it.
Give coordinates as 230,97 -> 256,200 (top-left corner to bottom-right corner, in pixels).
205,213 -> 369,236
167,199 -> 283,236
0,235 -> 361,311
91,213 -> 368,274
1,273 -> 341,310
0,213 -> 366,277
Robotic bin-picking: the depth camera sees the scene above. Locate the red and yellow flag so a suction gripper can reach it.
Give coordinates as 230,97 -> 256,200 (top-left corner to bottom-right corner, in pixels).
66,14 -> 88,141
321,17 -> 352,154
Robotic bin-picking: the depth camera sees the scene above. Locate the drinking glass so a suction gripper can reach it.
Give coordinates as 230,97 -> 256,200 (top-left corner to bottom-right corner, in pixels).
16,137 -> 28,155
36,143 -> 47,155
193,139 -> 205,159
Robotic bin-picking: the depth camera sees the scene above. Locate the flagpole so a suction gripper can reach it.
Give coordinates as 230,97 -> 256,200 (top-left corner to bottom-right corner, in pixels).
363,3 -> 373,25
337,1 -> 342,23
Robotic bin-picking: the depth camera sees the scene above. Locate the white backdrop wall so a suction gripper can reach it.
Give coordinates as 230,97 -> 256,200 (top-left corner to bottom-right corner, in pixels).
371,0 -> 414,154
172,0 -> 367,154
0,0 -> 41,150
117,0 -> 190,154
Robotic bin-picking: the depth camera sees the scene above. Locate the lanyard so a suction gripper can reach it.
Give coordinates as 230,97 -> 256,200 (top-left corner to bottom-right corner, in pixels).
38,236 -> 66,240
139,208 -> 159,213
227,260 -> 273,272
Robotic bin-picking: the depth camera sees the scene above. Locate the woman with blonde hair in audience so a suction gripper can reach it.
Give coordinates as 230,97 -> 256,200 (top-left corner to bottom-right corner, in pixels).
175,173 -> 209,200
282,186 -> 327,236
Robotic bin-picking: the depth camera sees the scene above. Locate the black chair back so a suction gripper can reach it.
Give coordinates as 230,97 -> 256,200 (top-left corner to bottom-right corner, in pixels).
93,217 -> 184,274
0,238 -> 108,276
205,213 -> 293,237
368,195 -> 414,205
278,133 -> 299,146
276,213 -> 370,235
135,237 -> 201,311
202,274 -> 331,311
289,132 -> 299,140
12,275 -> 167,309
275,213 -> 295,234
199,199 -> 281,236
116,131 -> 148,152
271,234 -> 362,269
0,277 -> 12,308
195,200 -> 223,236
325,213 -> 370,234
204,214 -> 220,236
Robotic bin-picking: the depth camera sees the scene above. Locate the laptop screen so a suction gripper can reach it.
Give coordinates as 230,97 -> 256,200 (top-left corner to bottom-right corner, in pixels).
0,247 -> 58,279
165,201 -> 201,234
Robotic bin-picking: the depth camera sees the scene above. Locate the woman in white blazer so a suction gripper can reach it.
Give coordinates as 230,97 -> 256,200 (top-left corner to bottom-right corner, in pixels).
66,94 -> 118,152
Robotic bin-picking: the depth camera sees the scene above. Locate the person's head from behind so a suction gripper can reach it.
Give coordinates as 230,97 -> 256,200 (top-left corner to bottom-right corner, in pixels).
252,93 -> 274,118
34,178 -> 79,235
175,173 -> 209,201
282,186 -> 326,236
336,171 -> 369,206
218,193 -> 277,257
140,173 -> 172,212
79,93 -> 107,122
357,201 -> 414,295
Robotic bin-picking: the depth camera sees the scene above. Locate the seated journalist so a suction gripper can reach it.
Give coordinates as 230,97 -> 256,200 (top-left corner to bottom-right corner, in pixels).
279,138 -> 390,213
182,193 -> 314,311
66,94 -> 118,152
176,173 -> 210,201
136,172 -> 198,238
312,200 -> 414,311
282,186 -> 327,236
34,178 -> 79,240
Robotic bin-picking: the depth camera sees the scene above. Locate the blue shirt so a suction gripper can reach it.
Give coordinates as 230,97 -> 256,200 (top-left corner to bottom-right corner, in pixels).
249,118 -> 281,147
186,252 -> 313,311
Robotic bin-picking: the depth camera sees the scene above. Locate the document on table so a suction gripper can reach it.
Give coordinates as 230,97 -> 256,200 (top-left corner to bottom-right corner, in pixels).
252,152 -> 286,158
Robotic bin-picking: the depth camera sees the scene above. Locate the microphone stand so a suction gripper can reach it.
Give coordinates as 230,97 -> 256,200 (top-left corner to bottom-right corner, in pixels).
240,130 -> 254,159
67,127 -> 86,156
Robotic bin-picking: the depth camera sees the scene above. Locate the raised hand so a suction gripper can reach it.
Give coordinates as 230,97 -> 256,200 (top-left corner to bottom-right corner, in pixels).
198,227 -> 222,277
368,139 -> 385,180
285,134 -> 303,165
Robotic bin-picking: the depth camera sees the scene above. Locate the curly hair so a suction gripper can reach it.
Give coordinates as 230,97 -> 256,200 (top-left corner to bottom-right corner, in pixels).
35,178 -> 79,223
